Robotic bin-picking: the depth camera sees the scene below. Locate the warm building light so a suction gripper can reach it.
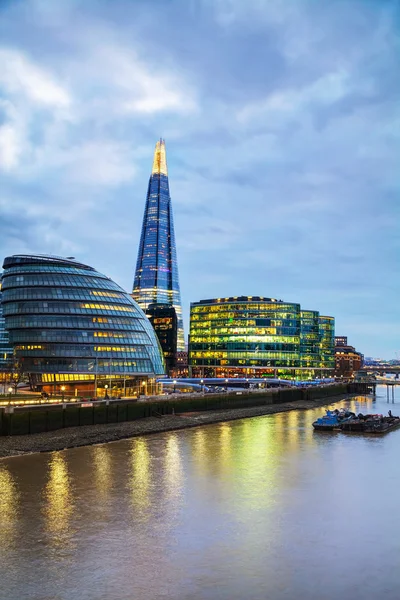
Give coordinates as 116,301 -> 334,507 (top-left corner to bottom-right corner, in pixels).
151,139 -> 168,176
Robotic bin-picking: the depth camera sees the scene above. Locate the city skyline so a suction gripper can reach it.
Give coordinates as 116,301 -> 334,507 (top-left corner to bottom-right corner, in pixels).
132,139 -> 185,350
0,0 -> 399,357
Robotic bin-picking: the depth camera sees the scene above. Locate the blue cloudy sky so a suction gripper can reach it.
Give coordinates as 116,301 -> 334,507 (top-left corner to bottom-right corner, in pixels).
0,0 -> 399,358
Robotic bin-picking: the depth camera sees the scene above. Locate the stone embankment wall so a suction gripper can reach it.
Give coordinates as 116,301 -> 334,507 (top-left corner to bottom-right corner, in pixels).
0,382 -> 368,436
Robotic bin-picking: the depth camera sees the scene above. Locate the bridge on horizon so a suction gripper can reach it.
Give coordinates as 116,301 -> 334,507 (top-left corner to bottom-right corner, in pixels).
360,366 -> 400,375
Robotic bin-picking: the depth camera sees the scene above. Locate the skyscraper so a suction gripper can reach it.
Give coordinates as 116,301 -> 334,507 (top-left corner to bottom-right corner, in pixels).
132,139 -> 185,350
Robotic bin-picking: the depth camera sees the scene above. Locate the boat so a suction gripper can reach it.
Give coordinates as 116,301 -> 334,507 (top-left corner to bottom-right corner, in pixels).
340,413 -> 400,434
312,409 -> 355,431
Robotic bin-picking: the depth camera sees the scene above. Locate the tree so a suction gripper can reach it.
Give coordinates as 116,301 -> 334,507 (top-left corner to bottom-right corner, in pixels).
8,358 -> 26,394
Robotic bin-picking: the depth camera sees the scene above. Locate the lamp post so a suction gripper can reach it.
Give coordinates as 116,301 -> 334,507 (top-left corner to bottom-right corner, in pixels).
104,384 -> 109,399
61,385 -> 65,402
8,387 -> 12,405
173,379 -> 177,394
200,378 -> 204,393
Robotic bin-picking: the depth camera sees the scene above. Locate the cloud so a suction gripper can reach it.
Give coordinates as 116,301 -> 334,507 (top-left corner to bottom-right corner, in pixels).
0,123 -> 21,170
31,140 -> 137,187
236,70 -> 351,125
0,0 -> 399,357
0,47 -> 71,107
100,47 -> 197,115
0,47 -> 72,173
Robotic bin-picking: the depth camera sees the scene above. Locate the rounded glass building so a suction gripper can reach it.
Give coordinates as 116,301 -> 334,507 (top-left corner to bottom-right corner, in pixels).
1,255 -> 165,397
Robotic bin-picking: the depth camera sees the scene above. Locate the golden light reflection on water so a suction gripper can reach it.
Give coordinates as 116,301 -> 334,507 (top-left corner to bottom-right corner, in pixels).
164,434 -> 183,503
44,453 -> 74,543
231,417 -> 284,511
0,466 -> 19,552
192,429 -> 207,476
285,410 -> 302,448
92,445 -> 112,502
129,438 -> 151,513
219,423 -> 233,471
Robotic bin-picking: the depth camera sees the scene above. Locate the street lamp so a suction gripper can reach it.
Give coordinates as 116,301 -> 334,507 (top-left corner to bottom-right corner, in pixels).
173,379 -> 177,393
104,384 -> 109,399
61,385 -> 66,402
8,387 -> 12,405
200,378 -> 204,393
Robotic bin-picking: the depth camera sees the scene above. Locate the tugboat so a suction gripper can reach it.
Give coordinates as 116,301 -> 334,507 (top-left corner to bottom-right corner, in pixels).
312,409 -> 355,431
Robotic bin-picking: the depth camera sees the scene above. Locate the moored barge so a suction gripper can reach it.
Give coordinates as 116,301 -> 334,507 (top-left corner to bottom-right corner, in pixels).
340,414 -> 400,434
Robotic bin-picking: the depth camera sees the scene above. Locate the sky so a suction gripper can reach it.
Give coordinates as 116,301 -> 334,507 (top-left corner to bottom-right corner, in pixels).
0,0 -> 399,358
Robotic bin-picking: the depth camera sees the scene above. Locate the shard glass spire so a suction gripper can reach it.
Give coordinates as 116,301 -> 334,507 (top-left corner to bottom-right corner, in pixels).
132,139 -> 185,350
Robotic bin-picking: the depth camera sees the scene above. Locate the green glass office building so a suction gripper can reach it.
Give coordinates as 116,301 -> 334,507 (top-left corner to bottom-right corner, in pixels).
189,297 -> 335,380
318,316 -> 335,371
300,310 -> 320,369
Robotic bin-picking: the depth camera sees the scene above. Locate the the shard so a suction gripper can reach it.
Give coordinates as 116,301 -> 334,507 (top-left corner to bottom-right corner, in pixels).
132,139 -> 185,350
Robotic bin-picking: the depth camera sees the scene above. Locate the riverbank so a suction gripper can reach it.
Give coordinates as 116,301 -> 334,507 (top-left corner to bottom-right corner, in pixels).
0,393 -> 362,458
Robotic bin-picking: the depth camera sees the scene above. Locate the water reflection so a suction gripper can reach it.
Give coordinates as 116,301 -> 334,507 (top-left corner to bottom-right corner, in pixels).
0,465 -> 19,554
92,444 -> 112,502
164,434 -> 183,504
43,452 -> 74,543
192,428 -> 207,472
219,422 -> 233,472
2,388 -> 400,600
129,438 -> 151,515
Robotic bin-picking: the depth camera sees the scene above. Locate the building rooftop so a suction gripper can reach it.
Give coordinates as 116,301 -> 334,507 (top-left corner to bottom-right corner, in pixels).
2,254 -> 93,271
192,296 -> 284,305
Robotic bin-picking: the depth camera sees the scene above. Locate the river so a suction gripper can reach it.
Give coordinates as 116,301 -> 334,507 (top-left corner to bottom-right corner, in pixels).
1,386 -> 400,600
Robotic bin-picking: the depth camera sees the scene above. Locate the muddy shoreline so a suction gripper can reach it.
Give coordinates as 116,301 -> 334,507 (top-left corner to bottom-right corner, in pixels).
0,394 -> 361,459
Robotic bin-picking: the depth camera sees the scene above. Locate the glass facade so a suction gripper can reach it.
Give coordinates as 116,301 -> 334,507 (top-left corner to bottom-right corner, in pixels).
300,310 -> 320,368
1,255 -> 165,390
132,139 -> 185,350
146,303 -> 177,374
318,316 -> 335,370
189,297 -> 335,379
0,281 -> 13,373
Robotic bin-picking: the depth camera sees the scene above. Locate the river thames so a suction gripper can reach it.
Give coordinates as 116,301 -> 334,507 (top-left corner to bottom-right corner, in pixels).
1,386 -> 400,600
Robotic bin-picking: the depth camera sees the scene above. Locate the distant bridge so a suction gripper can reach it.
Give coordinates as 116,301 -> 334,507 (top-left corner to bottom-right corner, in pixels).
374,377 -> 400,384
360,366 -> 400,375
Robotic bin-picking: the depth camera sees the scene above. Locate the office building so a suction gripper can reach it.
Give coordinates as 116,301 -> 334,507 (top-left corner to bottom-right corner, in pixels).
0,281 -> 13,380
170,350 -> 189,378
1,254 -> 165,397
300,310 -> 320,369
318,316 -> 335,371
146,303 -> 177,374
335,337 -> 364,377
189,296 -> 335,379
132,139 -> 185,350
